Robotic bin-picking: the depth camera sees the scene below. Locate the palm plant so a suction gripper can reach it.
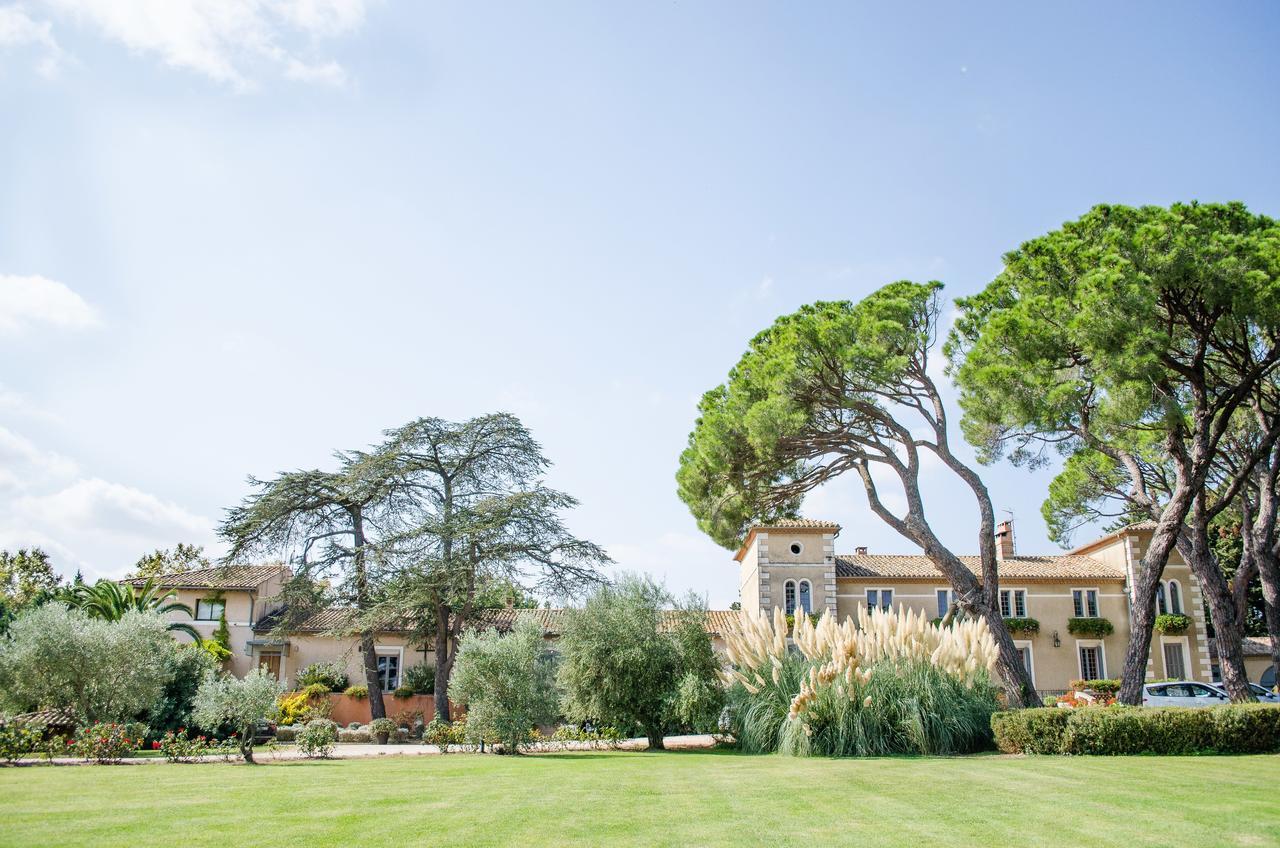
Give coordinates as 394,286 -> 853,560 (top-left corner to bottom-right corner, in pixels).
67,578 -> 202,642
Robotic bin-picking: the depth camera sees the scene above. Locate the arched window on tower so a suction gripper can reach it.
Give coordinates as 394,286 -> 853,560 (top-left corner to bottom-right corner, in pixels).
784,580 -> 797,615
1168,580 -> 1182,615
798,580 -> 812,615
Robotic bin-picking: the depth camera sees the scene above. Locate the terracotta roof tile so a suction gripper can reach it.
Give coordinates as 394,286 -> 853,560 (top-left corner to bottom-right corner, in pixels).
834,554 -> 1124,581
751,519 -> 841,531
253,607 -> 412,634
125,564 -> 287,591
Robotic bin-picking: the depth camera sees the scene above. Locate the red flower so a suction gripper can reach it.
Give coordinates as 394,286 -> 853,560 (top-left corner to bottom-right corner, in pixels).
152,741 -> 161,749
65,739 -> 73,745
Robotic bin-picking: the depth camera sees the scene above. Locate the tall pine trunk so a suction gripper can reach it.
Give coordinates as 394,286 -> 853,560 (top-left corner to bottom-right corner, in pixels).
433,608 -> 454,722
1117,487 -> 1192,705
351,507 -> 387,720
362,633 -> 386,719
1185,502 -> 1255,701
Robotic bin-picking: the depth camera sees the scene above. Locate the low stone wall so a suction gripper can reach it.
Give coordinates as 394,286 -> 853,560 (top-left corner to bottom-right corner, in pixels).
326,693 -> 437,726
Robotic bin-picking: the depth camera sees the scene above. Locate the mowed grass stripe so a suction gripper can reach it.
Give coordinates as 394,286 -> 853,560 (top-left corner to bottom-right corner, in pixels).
2,750 -> 1278,847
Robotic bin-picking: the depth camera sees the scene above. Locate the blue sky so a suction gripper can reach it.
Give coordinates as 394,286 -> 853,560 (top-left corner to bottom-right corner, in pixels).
1,1 -> 1278,605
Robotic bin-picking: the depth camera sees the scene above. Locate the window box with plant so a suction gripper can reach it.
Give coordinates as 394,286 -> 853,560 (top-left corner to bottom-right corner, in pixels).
1003,617 -> 1039,635
1067,617 -> 1114,637
369,718 -> 396,745
1154,613 -> 1191,635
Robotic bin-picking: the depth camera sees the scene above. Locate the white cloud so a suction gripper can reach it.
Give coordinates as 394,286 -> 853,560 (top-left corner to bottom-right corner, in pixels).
14,477 -> 209,538
0,424 -> 78,488
0,4 -> 64,77
3,0 -> 368,88
0,384 -> 62,423
283,56 -> 344,85
0,407 -> 216,580
0,274 -> 99,334
3,477 -> 217,579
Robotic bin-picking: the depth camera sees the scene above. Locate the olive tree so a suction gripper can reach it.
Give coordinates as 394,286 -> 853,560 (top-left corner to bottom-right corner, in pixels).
448,617 -> 558,752
558,574 -> 720,749
676,281 -> 1040,706
0,604 -> 174,723
949,202 -> 1280,702
191,667 -> 283,763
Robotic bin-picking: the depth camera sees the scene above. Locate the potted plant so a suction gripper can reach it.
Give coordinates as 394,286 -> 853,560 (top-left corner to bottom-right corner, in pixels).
1154,613 -> 1191,635
369,718 -> 396,745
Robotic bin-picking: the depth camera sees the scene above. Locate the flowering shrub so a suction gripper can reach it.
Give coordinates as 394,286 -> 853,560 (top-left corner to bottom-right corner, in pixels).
277,684 -> 332,726
1055,690 -> 1115,708
343,685 -> 368,699
158,729 -> 212,763
70,723 -> 138,764
1069,678 -> 1121,693
424,718 -> 472,752
297,719 -> 337,758
722,607 -> 1000,756
0,723 -> 43,763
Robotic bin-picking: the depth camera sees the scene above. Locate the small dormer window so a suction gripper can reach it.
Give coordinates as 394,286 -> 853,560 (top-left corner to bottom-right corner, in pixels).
789,541 -> 803,556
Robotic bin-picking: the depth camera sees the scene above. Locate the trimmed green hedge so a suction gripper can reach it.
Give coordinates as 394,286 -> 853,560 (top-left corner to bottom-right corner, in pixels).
991,708 -> 1069,754
1066,617 -> 1114,637
992,704 -> 1280,755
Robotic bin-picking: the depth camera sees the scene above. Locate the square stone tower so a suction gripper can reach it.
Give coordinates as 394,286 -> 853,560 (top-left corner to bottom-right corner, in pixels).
734,519 -> 840,619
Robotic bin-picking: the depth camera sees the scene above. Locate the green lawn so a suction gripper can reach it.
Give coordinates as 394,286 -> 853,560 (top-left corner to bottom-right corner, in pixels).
2,749 -> 1277,847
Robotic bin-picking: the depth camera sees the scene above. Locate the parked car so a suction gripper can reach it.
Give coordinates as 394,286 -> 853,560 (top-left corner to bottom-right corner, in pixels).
1141,681 -> 1228,707
253,720 -> 278,744
1207,682 -> 1280,703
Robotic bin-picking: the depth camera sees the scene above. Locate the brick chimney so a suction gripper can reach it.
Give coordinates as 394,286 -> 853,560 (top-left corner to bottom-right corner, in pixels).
995,520 -> 1015,559
855,546 -> 868,555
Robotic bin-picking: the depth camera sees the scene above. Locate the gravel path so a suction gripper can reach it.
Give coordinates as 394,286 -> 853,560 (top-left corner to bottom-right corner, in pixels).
18,734 -> 718,766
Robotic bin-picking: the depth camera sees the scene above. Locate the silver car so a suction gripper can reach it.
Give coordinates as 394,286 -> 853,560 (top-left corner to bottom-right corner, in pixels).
1207,682 -> 1280,703
1141,681 -> 1228,707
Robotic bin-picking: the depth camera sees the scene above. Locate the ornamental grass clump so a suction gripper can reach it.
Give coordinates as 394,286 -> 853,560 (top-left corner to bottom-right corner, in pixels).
722,606 -> 1000,756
